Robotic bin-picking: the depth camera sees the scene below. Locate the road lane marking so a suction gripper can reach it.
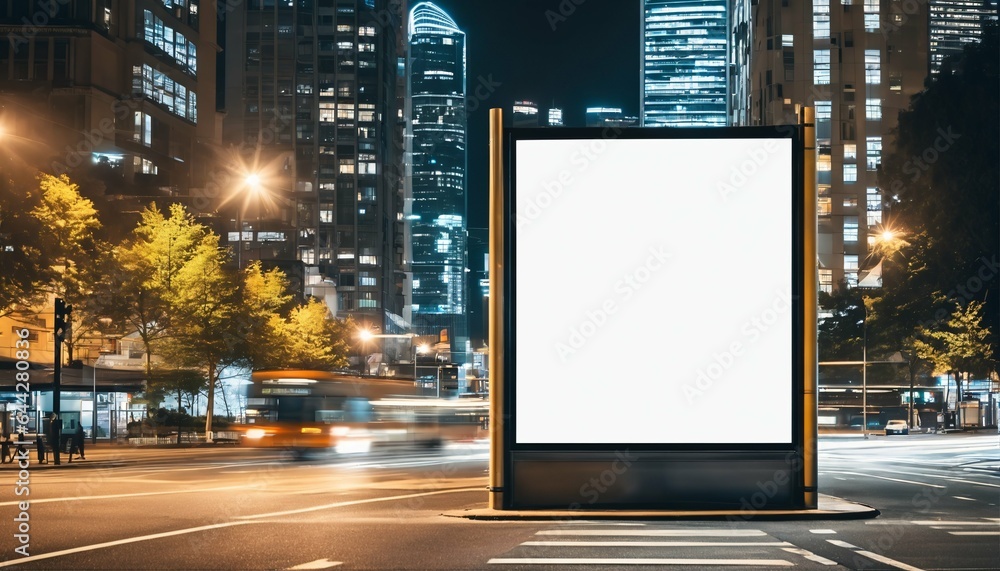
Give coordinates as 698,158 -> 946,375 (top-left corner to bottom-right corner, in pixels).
948,531 -> 1000,536
487,558 -> 794,566
521,541 -> 793,547
822,471 -> 946,488
0,521 -> 259,568
0,487 -> 483,566
827,539 -> 926,571
951,496 -> 976,501
0,485 -> 253,507
536,529 -> 768,537
287,559 -> 343,569
234,487 -> 483,520
912,520 -> 999,526
810,529 -> 837,534
782,547 -> 838,566
944,477 -> 1000,489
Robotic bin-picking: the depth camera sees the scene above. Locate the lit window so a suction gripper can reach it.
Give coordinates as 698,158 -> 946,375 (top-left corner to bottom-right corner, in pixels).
844,197 -> 858,208
866,187 -> 881,212
814,0 -> 831,38
818,197 -> 832,216
814,50 -> 831,84
319,102 -> 335,122
815,101 -> 831,119
844,164 -> 858,182
782,34 -> 793,47
819,269 -> 833,294
818,155 -> 832,172
866,137 -> 881,170
359,255 -> 377,265
844,217 -> 859,243
866,99 -> 881,120
844,144 -> 857,160
133,112 -> 152,146
844,255 -> 859,270
865,50 -> 880,84
864,0 -> 879,31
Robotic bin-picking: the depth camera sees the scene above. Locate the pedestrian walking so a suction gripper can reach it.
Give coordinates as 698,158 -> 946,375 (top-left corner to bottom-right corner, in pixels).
70,423 -> 86,461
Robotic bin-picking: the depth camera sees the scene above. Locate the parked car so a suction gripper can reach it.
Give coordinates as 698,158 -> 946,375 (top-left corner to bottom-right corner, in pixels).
884,420 -> 909,435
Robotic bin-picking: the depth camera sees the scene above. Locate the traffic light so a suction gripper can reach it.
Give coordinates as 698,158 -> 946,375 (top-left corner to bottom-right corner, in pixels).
54,298 -> 72,342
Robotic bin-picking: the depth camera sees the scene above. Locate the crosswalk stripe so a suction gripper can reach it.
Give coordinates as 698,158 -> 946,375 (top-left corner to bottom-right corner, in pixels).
827,539 -> 926,571
536,529 -> 767,537
488,557 -> 794,566
521,541 -> 793,547
287,559 -> 343,570
782,547 -> 838,566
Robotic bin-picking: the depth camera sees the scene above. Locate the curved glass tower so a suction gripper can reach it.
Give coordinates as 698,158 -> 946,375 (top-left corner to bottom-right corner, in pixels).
407,2 -> 468,359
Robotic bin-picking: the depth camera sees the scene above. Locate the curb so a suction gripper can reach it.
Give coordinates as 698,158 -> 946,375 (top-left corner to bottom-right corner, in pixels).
443,495 -> 879,522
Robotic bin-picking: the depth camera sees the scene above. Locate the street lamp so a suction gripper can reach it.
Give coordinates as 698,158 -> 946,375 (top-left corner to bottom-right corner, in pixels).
862,298 -> 870,439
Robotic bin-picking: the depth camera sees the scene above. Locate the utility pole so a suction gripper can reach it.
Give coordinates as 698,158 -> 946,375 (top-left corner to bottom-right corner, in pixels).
53,298 -> 71,465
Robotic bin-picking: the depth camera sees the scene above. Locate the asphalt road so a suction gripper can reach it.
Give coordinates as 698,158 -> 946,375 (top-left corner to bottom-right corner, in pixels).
1,433 -> 997,570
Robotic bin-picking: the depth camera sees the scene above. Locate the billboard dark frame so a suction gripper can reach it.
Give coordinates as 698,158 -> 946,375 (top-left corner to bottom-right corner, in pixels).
496,123 -> 811,510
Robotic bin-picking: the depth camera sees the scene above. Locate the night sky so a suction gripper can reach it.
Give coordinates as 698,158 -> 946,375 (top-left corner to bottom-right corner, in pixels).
427,0 -> 641,228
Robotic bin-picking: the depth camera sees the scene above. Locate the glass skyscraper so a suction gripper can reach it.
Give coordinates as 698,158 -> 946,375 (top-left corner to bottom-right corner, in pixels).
224,0 -> 408,333
641,0 -> 730,126
407,2 -> 468,359
929,1 -> 999,74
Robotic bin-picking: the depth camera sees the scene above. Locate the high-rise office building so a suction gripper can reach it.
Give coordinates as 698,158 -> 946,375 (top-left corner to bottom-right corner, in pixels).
0,1 -> 220,216
546,107 -> 564,126
407,2 -> 468,359
585,107 -> 639,128
224,0 -> 408,332
511,100 -> 540,127
641,0 -> 730,126
747,0 -> 930,291
929,1 -> 998,74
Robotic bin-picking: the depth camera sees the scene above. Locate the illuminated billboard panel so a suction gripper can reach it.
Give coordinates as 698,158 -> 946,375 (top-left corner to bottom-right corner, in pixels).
512,134 -> 795,445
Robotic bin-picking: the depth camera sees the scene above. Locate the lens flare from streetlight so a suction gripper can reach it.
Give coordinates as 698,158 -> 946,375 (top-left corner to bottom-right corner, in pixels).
358,329 -> 374,342
245,173 -> 261,189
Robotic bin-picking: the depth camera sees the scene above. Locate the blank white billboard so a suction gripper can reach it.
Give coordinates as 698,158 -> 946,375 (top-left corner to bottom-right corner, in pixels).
514,136 -> 794,445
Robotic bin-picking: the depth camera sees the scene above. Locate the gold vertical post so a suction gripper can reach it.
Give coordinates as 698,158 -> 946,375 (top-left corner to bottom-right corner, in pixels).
488,108 -> 505,510
800,106 -> 818,509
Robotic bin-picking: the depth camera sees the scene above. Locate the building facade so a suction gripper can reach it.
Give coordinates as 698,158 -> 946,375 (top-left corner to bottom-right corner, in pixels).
641,0 -> 731,126
0,1 -> 221,216
929,0 -> 998,74
406,2 -> 468,358
224,0 -> 408,332
748,0 -> 930,291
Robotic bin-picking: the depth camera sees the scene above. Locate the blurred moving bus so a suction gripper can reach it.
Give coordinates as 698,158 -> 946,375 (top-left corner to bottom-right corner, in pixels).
241,369 -> 488,457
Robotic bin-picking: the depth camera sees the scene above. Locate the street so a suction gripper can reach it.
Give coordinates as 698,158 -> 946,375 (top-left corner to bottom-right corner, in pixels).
1,433 -> 997,570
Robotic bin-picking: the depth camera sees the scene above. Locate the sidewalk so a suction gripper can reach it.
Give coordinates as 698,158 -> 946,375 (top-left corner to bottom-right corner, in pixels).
0,440 -> 240,470
445,494 -> 879,522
